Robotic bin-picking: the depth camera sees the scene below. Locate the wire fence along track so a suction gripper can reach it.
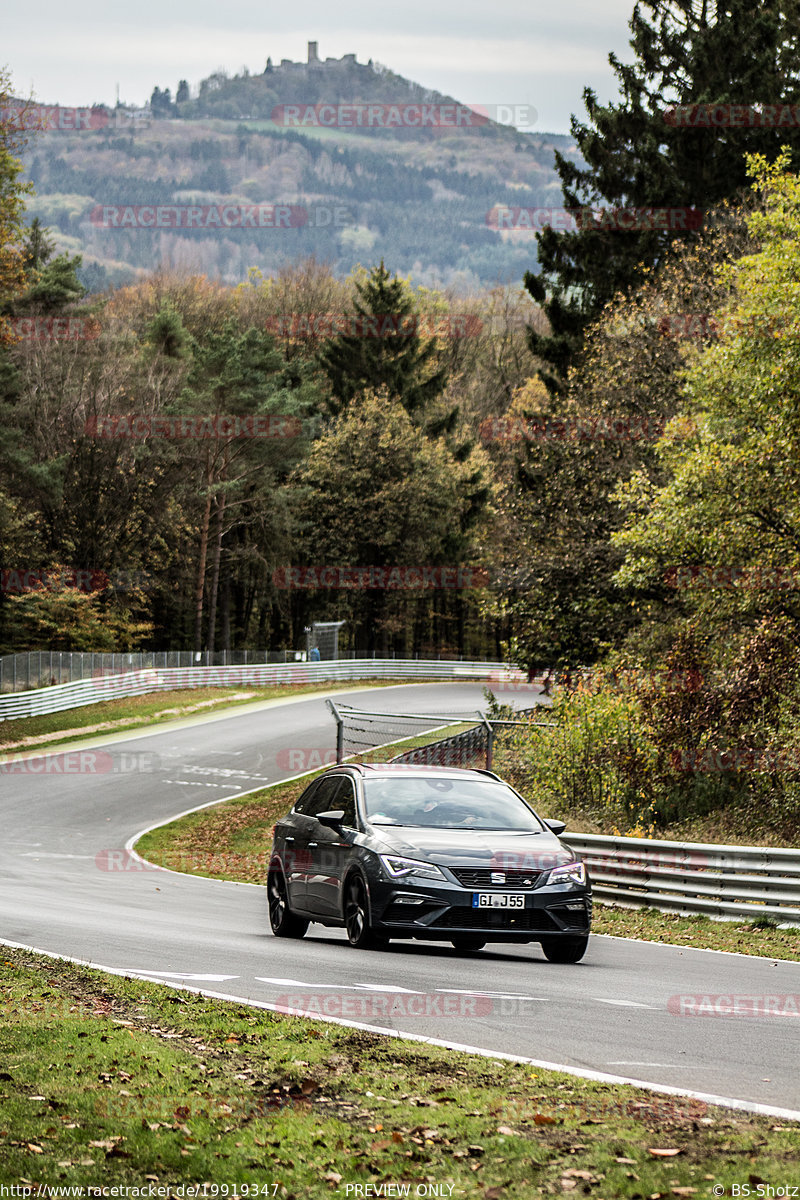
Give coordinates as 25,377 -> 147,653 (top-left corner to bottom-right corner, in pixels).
328,702 -> 481,761
0,660 -> 527,722
390,709 -> 549,769
564,833 -> 800,925
0,650 -> 527,694
0,649 -> 310,693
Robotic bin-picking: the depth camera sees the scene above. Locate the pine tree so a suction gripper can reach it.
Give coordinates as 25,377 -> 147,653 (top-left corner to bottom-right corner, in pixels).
526,0 -> 800,394
318,261 -> 448,417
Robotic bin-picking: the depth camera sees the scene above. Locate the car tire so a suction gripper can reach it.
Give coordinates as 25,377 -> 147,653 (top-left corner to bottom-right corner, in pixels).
542,935 -> 589,963
344,875 -> 387,950
450,937 -> 486,952
268,869 -> 309,939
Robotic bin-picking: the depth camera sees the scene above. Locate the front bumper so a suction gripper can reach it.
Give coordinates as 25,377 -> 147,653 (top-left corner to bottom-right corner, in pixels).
365,871 -> 592,943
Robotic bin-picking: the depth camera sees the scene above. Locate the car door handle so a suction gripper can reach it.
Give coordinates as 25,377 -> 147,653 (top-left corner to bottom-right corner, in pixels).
308,842 -> 318,848
285,836 -> 295,843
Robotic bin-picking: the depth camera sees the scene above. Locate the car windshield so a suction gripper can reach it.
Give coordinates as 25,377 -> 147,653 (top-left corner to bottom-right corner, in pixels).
362,776 -> 544,831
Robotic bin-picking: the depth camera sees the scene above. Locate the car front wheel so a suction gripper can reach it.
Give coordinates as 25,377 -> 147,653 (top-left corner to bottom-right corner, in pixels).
344,876 -> 387,950
268,869 -> 309,938
542,935 -> 589,963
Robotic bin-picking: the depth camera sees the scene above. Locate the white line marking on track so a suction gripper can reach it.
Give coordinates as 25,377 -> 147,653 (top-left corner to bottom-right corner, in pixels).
19,852 -> 94,859
436,988 -> 549,1000
254,977 -> 422,993
608,1061 -> 705,1068
593,998 -> 653,1008
1,942 -> 798,1121
131,972 -> 240,981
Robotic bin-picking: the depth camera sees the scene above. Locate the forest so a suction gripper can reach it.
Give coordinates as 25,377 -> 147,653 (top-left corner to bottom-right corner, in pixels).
5,0 -> 800,842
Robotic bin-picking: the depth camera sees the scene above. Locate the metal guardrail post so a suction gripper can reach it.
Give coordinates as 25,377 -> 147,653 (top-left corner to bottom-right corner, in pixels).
481,715 -> 494,770
326,698 -> 344,764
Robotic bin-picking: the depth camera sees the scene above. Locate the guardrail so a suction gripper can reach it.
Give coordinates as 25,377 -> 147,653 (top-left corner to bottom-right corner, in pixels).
564,832 -> 800,925
0,660 -> 527,721
0,649 -> 307,693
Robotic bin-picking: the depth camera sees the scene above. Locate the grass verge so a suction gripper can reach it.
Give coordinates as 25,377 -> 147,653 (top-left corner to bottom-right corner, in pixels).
591,905 -> 800,960
0,680 -> 404,756
2,946 -> 798,1194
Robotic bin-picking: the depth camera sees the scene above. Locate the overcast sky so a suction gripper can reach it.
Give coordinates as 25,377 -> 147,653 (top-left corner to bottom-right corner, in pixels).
5,0 -> 636,135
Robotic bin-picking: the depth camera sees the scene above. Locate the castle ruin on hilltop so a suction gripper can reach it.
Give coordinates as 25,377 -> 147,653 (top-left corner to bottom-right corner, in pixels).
265,42 -> 360,74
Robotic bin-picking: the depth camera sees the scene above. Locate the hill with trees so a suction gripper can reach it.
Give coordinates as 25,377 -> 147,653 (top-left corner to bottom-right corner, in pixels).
17,48 -> 580,292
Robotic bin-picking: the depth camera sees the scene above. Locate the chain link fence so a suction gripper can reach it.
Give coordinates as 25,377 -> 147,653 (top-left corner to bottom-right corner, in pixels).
0,649 -> 307,693
0,649 -> 508,693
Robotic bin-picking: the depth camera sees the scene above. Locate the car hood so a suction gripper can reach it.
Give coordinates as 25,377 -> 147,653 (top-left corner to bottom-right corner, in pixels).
368,825 -> 575,869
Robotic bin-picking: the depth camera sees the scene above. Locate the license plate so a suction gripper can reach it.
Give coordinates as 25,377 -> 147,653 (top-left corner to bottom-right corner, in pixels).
472,893 -> 526,909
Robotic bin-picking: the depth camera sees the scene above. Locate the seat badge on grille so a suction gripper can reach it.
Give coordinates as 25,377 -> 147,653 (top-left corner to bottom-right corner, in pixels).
491,872 -> 506,884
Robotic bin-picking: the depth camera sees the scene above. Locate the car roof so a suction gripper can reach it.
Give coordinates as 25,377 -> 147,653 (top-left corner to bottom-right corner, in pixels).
320,763 -> 501,781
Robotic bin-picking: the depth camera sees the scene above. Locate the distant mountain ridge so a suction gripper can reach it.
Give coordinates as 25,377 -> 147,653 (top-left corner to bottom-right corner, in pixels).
20,45 -> 580,291
168,41 -> 513,131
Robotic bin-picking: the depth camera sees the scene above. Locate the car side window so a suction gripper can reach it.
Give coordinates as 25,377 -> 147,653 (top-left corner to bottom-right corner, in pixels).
293,778 -> 322,814
334,777 -> 358,829
305,775 -> 346,817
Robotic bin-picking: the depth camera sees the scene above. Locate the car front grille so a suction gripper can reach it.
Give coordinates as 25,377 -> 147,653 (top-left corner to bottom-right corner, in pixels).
437,906 -> 558,932
449,868 -> 543,889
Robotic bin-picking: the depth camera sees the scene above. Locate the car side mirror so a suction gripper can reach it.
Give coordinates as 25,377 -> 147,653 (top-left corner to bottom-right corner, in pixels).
544,818 -> 567,836
317,809 -> 345,829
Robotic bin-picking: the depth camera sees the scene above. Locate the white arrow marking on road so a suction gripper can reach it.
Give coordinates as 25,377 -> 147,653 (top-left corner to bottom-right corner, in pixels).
358,983 -> 427,993
20,852 -> 94,859
593,998 -> 653,1008
255,977 -> 423,993
436,988 -> 550,1001
608,1061 -> 709,1069
131,972 -> 240,981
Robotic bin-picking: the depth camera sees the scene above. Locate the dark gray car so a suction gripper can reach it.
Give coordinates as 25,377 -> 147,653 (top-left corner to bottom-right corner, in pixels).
267,763 -> 592,961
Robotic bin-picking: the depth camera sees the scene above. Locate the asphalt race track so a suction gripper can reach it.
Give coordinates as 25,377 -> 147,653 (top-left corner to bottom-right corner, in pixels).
2,682 -> 800,1118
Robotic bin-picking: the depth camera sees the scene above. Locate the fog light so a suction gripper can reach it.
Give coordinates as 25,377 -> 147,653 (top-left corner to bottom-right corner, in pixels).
394,896 -> 426,905
564,901 -> 585,910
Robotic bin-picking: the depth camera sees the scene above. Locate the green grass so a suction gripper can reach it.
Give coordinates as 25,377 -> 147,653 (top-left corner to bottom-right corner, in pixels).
0,679 -> 404,756
593,905 -> 800,960
2,947 -> 798,1193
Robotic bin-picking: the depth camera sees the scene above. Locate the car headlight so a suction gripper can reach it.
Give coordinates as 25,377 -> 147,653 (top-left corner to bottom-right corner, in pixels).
379,854 -> 447,882
547,861 -> 586,886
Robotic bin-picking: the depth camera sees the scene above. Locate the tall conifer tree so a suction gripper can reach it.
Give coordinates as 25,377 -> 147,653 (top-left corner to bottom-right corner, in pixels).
526,0 -> 800,393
